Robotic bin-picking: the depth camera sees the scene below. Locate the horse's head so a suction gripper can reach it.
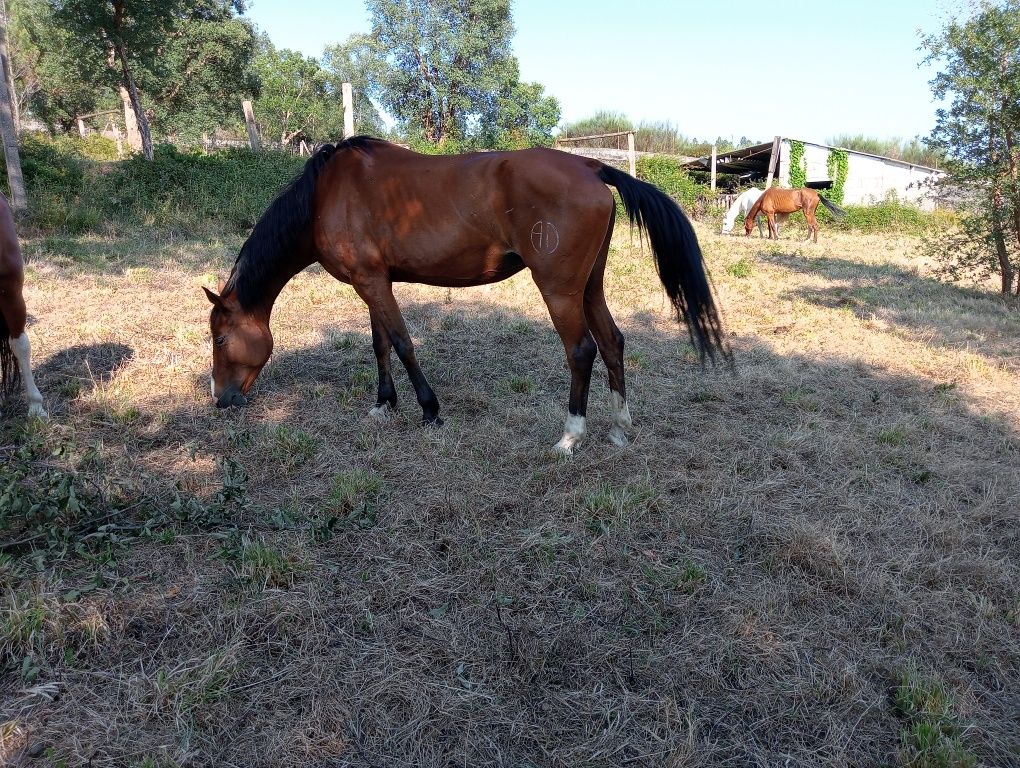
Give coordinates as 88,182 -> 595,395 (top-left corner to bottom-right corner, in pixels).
744,215 -> 755,236
204,286 -> 273,408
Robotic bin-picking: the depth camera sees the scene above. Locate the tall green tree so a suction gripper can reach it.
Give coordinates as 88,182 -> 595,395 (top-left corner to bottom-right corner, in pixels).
141,3 -> 258,142
921,0 -> 1020,295
9,0 -> 106,132
252,37 -> 341,146
364,0 -> 557,147
321,34 -> 386,136
44,1 -> 253,158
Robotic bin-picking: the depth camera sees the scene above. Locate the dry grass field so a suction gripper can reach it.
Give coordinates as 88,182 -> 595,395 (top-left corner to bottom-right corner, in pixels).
1,220 -> 1018,767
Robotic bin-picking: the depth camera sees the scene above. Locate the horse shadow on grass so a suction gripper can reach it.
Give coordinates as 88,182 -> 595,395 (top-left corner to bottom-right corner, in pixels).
758,248 -> 1020,369
5,299 -> 1020,767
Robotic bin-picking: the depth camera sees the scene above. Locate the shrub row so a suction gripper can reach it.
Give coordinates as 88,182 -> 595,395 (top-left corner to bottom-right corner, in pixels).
3,133 -> 305,236
2,135 -> 955,238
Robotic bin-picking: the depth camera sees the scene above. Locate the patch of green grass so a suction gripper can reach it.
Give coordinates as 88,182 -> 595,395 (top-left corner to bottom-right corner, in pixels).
220,533 -> 298,590
504,375 -> 536,395
1,591 -> 47,665
877,425 -> 909,446
625,350 -> 650,370
725,256 -> 754,278
151,648 -> 237,721
580,480 -> 657,535
893,666 -> 977,768
266,424 -> 319,469
311,469 -> 385,541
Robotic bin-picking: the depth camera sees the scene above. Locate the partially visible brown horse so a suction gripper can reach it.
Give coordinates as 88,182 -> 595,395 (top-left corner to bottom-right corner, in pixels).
745,187 -> 847,242
0,192 -> 46,418
205,137 -> 730,454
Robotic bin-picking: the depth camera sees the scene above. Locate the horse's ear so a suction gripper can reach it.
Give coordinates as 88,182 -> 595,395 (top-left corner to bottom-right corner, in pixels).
203,286 -> 224,307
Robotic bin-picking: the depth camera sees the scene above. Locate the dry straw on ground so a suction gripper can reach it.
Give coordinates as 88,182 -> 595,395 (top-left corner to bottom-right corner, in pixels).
1,221 -> 1018,767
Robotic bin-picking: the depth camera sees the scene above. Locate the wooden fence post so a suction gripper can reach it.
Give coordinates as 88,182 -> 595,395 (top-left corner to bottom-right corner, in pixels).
342,83 -> 354,139
710,144 -> 717,192
627,131 -> 636,177
241,100 -> 261,151
764,136 -> 781,189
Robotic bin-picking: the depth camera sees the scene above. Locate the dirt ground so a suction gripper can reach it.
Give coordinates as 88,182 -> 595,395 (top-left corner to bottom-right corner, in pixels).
1,221 -> 1018,767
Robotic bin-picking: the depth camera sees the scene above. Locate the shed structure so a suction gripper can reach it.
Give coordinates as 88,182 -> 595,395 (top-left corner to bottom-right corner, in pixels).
685,137 -> 945,210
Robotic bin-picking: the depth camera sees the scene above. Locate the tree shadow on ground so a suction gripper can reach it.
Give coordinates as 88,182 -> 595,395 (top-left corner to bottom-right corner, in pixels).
759,248 -> 1020,368
22,231 -> 242,277
4,300 -> 1019,768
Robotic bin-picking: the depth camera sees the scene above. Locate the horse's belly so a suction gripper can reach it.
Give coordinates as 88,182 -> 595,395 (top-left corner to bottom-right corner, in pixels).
389,249 -> 525,287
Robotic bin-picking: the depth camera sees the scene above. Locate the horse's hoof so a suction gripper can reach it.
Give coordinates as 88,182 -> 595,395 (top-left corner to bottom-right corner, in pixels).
607,426 -> 629,447
28,404 -> 48,420
368,403 -> 394,421
552,442 -> 574,457
422,415 -> 444,428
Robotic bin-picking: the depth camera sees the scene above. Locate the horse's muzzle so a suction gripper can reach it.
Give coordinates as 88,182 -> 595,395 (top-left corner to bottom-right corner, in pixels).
215,383 -> 249,408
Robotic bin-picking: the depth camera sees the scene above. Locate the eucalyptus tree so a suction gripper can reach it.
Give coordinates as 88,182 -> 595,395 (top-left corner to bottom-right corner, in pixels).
363,0 -> 558,147
922,0 -> 1020,294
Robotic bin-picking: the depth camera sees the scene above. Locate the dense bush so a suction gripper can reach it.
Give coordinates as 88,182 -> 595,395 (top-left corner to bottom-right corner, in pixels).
817,198 -> 958,235
2,133 -> 305,235
635,155 -> 709,213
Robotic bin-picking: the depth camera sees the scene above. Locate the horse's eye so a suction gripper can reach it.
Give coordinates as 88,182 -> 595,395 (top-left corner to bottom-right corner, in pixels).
215,335 -> 227,347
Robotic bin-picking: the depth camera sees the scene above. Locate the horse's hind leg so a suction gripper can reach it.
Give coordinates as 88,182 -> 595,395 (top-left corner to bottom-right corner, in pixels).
542,292 -> 597,455
804,207 -> 819,242
354,279 -> 441,425
584,230 -> 630,447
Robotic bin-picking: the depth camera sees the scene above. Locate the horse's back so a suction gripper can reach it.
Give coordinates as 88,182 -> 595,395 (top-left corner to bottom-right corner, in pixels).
312,140 -> 614,286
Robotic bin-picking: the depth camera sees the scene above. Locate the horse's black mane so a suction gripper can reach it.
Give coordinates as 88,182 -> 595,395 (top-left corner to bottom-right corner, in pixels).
226,135 -> 380,310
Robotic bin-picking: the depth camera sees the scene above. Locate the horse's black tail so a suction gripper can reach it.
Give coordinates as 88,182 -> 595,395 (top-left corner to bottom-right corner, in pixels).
598,164 -> 731,365
818,194 -> 848,219
0,313 -> 19,400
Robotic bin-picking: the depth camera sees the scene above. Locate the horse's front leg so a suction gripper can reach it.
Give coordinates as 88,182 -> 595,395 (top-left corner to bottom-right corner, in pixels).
2,287 -> 47,418
767,212 -> 778,239
10,334 -> 46,418
354,279 -> 441,426
367,310 -> 398,420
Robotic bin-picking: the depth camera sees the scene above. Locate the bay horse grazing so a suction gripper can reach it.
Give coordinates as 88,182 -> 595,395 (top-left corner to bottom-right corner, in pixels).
721,187 -> 765,236
0,192 -> 47,418
205,137 -> 729,454
744,187 -> 847,242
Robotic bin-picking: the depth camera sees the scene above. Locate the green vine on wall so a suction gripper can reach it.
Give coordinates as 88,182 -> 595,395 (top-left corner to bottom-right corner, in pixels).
789,140 -> 806,188
826,148 -> 848,205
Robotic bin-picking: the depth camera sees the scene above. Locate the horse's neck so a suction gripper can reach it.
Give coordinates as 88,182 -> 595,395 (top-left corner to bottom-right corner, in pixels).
724,197 -> 742,226
230,244 -> 316,316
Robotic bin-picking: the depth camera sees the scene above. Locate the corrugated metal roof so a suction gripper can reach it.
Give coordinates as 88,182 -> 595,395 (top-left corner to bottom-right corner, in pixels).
683,138 -> 942,175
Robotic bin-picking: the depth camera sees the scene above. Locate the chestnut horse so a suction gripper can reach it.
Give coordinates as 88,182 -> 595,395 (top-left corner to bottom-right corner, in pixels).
0,192 -> 46,418
205,137 -> 729,454
744,187 -> 847,242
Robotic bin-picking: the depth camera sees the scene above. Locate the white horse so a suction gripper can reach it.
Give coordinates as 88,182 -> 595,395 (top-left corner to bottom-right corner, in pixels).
721,188 -> 772,237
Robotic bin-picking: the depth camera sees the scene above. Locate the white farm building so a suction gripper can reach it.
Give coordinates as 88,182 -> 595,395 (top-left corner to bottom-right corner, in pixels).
686,137 -> 945,210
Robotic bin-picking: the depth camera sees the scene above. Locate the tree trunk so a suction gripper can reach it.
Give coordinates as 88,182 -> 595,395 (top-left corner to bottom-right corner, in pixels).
1000,115 -> 1020,247
0,0 -> 19,135
119,86 -> 142,151
117,48 -> 152,160
988,122 -> 1015,295
109,1 -> 152,160
989,196 -> 1013,295
0,33 -> 25,211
